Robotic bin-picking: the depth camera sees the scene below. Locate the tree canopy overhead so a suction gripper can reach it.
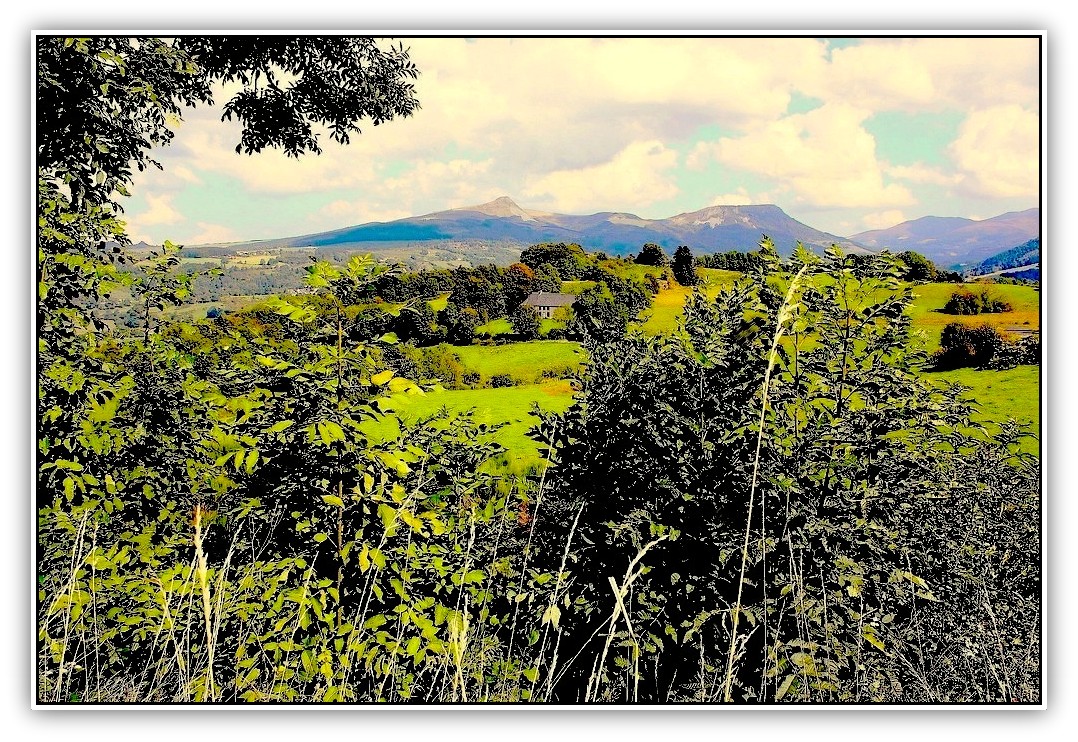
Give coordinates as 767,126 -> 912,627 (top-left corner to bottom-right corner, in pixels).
36,36 -> 420,218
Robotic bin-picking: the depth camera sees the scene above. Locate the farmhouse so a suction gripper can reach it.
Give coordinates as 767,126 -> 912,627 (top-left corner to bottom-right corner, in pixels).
523,291 -> 577,319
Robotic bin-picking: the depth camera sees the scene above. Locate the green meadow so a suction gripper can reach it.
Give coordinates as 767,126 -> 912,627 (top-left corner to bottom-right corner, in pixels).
454,341 -> 583,385
906,282 -> 1040,351
366,380 -> 576,475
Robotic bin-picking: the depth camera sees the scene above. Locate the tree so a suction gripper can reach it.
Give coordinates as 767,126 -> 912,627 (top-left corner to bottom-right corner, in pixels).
37,37 -> 419,208
567,282 -> 630,342
439,301 -> 481,345
519,242 -> 589,280
36,33 -> 423,510
533,263 -> 563,293
635,242 -> 669,266
502,262 -> 536,309
896,250 -> 938,282
510,304 -> 541,340
671,245 -> 698,286
37,37 -> 419,317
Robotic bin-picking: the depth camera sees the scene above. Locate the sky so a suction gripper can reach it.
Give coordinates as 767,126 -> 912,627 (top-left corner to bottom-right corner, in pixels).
121,35 -> 1042,245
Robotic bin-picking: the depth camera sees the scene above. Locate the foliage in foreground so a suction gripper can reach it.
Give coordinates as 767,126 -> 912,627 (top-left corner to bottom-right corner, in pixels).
35,37 -> 1039,705
37,244 -> 1040,704
529,246 -> 1040,703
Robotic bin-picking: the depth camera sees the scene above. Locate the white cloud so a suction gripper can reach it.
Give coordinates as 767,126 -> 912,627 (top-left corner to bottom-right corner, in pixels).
710,187 -> 765,206
186,222 -> 242,245
950,105 -> 1039,198
809,38 -> 1039,113
127,193 -> 184,240
886,162 -> 962,186
171,165 -> 203,185
707,103 -> 916,208
119,36 -> 1039,241
316,200 -> 411,225
861,209 -> 908,230
522,140 -> 679,213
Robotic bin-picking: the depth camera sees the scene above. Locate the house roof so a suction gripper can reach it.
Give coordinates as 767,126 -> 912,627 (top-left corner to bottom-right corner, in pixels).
523,291 -> 577,308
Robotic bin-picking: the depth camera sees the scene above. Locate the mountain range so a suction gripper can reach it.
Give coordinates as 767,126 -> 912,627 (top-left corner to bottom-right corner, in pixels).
240,196 -> 869,257
199,197 -> 1040,269
850,208 -> 1040,268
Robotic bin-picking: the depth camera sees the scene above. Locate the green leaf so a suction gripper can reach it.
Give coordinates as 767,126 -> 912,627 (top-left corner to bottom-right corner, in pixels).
378,504 -> 396,528
775,674 -> 796,701
541,605 -> 561,628
862,625 -> 887,653
322,494 -> 345,508
523,667 -> 539,683
363,614 -> 387,630
371,370 -> 395,385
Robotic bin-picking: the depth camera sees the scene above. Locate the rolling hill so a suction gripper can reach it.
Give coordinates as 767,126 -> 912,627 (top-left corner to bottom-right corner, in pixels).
850,208 -> 1039,268
968,238 -> 1040,277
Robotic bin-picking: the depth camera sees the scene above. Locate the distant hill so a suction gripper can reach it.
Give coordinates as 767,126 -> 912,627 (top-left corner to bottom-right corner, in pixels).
850,208 -> 1039,268
969,238 -> 1040,277
226,196 -> 871,259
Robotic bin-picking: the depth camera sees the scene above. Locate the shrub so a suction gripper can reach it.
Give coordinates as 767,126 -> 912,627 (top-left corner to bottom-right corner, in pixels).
531,246 -> 1040,703
419,343 -> 467,387
933,322 -> 1007,369
988,334 -> 1041,370
488,373 -> 514,388
943,288 -> 1013,315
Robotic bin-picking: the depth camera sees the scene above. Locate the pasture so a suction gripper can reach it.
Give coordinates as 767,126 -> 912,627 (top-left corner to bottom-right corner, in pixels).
455,341 -> 583,385
366,380 -> 576,475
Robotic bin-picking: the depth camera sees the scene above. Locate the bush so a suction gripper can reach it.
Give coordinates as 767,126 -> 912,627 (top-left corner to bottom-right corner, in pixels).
418,343 -> 467,387
933,322 -> 1007,369
488,373 -> 514,388
943,288 -> 1012,315
531,247 -> 1040,703
988,334 -> 1041,370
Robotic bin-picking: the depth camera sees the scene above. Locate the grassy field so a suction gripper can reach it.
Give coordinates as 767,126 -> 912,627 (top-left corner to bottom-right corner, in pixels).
928,365 -> 1041,453
445,277 -> 1040,465
174,275 -> 1040,465
455,341 -> 583,384
366,380 -> 576,475
637,269 -> 741,335
907,282 -> 1040,351
561,280 -> 597,294
476,318 -> 513,336
601,260 -> 664,281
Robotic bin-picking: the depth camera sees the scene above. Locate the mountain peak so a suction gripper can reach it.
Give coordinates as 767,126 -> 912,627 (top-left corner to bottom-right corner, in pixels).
458,195 -> 537,221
